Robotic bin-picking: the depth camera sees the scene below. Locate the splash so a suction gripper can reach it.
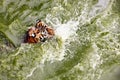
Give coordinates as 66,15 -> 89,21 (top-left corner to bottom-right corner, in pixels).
55,21 -> 79,41
39,19 -> 79,64
26,17 -> 79,78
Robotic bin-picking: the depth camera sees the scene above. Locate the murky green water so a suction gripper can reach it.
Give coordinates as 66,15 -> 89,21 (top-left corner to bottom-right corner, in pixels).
0,0 -> 120,80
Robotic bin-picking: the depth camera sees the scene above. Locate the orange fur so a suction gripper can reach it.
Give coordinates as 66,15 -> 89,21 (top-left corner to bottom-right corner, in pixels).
46,27 -> 55,36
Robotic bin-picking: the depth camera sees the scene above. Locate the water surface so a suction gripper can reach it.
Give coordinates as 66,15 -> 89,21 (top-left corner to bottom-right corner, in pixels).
0,0 -> 120,80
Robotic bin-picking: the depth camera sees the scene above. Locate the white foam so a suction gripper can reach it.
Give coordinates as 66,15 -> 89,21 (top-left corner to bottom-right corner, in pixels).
89,0 -> 110,17
26,67 -> 37,78
90,43 -> 101,69
55,20 -> 79,41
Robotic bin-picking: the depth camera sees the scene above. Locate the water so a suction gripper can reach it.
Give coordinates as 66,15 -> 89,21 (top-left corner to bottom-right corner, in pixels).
0,0 -> 120,80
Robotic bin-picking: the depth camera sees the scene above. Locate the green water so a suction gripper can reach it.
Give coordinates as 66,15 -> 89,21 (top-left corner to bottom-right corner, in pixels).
0,0 -> 120,80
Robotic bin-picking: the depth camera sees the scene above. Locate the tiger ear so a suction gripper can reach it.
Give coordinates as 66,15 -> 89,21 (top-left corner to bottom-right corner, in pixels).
36,19 -> 41,23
